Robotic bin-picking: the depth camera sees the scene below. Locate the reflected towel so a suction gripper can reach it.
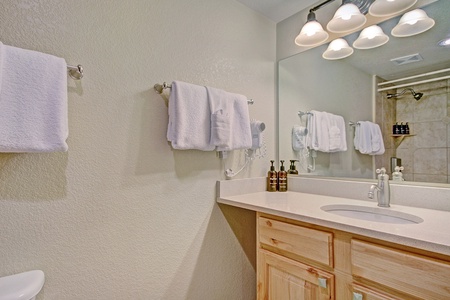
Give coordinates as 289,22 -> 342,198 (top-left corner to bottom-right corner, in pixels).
307,111 -> 346,152
325,112 -> 347,152
354,121 -> 385,155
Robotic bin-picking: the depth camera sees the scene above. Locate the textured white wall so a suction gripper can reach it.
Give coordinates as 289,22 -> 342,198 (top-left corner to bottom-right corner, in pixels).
0,1 -> 276,299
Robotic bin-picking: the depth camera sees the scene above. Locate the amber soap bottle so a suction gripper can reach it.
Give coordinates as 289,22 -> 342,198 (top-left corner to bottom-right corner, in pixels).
278,160 -> 287,192
267,160 -> 278,192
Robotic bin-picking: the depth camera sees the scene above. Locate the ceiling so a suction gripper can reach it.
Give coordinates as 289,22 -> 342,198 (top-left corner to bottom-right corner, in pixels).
235,0 -> 317,22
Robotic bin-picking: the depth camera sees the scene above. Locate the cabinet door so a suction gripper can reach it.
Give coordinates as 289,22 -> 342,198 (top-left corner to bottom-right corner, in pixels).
258,249 -> 334,300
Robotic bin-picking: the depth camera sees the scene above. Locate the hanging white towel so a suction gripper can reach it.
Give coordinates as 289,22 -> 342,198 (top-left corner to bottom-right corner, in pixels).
369,122 -> 385,155
325,112 -> 347,152
167,81 -> 215,151
307,110 -> 328,151
206,86 -> 252,151
0,42 -> 68,152
306,110 -> 347,153
354,121 -> 385,155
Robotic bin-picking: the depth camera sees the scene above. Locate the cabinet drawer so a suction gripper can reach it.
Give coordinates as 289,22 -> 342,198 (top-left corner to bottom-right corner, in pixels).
258,216 -> 333,267
351,239 -> 450,299
352,283 -> 401,300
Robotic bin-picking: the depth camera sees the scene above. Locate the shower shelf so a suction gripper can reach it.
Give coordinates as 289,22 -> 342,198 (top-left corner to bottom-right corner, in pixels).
391,134 -> 415,148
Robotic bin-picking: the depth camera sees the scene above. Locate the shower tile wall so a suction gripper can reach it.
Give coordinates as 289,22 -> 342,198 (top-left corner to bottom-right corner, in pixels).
376,78 -> 450,183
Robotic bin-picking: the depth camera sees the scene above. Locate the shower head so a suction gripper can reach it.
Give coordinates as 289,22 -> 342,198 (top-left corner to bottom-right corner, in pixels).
386,88 -> 424,101
413,92 -> 424,100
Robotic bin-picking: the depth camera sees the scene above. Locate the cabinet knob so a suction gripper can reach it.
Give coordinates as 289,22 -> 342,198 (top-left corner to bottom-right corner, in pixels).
318,277 -> 327,288
353,292 -> 363,300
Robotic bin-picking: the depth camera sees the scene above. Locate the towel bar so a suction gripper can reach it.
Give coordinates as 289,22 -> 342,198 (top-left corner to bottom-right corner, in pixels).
154,82 -> 254,104
349,121 -> 361,127
298,110 -> 313,117
67,64 -> 83,80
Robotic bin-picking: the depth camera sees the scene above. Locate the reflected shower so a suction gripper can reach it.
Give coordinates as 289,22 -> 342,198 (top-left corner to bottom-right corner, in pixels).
386,88 -> 424,101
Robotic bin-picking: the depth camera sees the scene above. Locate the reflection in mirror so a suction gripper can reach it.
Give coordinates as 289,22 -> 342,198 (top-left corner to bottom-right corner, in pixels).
278,0 -> 450,185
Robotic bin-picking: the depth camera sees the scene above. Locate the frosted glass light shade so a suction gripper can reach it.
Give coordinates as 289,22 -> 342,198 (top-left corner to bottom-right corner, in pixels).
295,20 -> 329,47
369,0 -> 417,17
322,38 -> 354,60
391,9 -> 435,37
327,3 -> 366,33
438,37 -> 450,48
353,25 -> 389,49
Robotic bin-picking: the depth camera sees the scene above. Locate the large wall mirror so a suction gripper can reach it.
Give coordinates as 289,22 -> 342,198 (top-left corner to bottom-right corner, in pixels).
278,0 -> 450,184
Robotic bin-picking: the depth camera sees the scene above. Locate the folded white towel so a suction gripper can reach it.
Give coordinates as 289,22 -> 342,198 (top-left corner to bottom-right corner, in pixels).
167,81 -> 215,151
206,86 -> 251,151
0,42 -> 68,152
211,109 -> 230,148
307,110 -> 346,153
325,112 -> 347,152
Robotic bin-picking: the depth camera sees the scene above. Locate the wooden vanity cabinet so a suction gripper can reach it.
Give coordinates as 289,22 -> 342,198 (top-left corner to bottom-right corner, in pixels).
257,214 -> 335,299
257,213 -> 450,300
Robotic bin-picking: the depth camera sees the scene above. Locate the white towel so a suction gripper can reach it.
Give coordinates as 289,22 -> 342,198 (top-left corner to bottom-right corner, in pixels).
0,42 -> 68,152
167,81 -> 215,151
307,110 -> 328,151
354,121 -> 385,155
306,110 -> 347,153
370,122 -> 385,155
206,86 -> 251,151
325,112 -> 347,152
356,121 -> 372,154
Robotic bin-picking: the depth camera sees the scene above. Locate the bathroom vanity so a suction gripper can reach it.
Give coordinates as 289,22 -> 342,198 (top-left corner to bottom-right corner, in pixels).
217,177 -> 450,299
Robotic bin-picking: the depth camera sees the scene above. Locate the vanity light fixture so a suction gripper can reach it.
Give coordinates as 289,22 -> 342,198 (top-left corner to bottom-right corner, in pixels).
369,0 -> 417,17
295,0 -> 335,47
322,38 -> 354,60
326,2 -> 367,33
391,9 -> 435,37
353,25 -> 389,49
437,36 -> 450,48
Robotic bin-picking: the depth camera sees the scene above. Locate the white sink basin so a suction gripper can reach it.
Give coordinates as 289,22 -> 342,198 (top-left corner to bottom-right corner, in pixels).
321,204 -> 424,224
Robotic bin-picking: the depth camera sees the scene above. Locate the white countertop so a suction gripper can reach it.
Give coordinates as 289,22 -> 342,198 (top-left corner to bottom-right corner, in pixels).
217,191 -> 450,256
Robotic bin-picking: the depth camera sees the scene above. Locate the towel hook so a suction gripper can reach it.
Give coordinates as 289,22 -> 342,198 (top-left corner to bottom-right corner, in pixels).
154,82 -> 171,94
67,64 -> 84,80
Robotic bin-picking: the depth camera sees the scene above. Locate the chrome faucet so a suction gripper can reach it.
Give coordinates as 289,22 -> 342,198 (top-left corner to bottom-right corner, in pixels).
368,168 -> 390,207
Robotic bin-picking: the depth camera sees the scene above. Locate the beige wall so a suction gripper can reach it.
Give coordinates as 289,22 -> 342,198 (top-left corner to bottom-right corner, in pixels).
0,1 -> 276,299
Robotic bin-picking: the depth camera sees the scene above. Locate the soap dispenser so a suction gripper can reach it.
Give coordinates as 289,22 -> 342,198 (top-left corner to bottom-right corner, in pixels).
278,160 -> 288,192
288,160 -> 299,175
392,166 -> 404,182
267,160 -> 278,192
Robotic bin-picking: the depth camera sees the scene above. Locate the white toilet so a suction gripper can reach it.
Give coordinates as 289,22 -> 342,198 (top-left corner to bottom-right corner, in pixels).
0,270 -> 45,300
